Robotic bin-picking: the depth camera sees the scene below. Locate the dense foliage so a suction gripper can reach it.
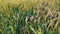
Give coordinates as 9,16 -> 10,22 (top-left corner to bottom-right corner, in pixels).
0,0 -> 60,34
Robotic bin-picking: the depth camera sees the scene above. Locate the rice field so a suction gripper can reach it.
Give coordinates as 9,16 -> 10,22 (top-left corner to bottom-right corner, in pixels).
0,0 -> 60,34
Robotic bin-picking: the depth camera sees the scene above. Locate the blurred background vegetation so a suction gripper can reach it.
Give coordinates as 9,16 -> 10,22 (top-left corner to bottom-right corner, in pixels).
0,0 -> 60,34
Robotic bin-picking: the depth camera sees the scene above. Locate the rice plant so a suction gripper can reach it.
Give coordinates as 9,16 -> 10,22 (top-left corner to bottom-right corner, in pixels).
0,0 -> 60,34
